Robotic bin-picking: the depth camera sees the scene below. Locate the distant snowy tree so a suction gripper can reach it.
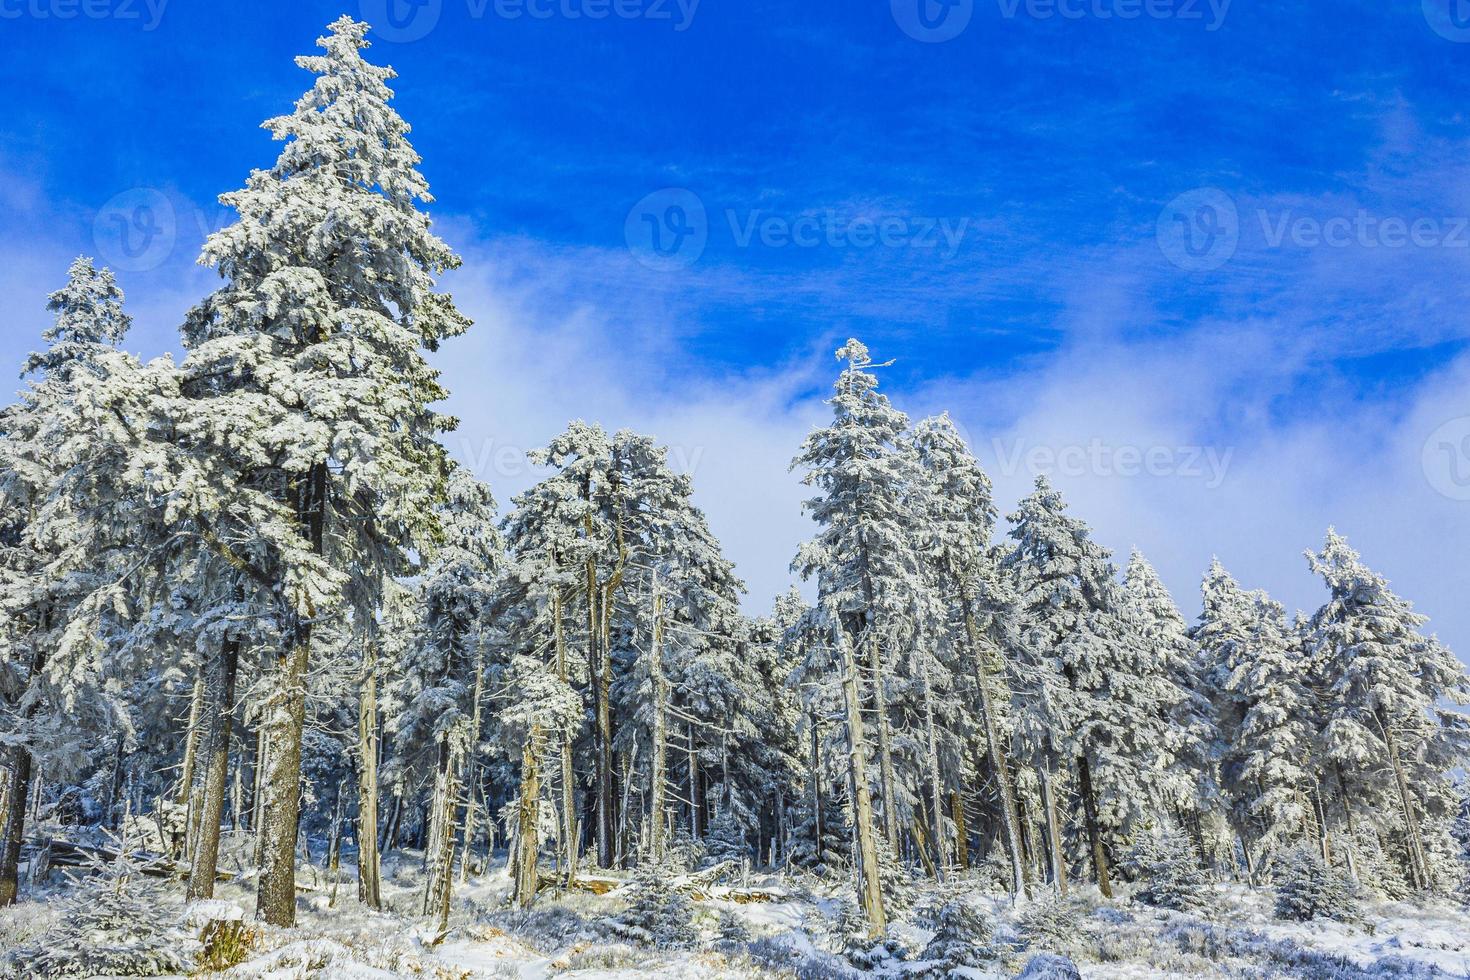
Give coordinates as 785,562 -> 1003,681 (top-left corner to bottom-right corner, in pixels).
1303,530 -> 1470,894
1273,844 -> 1363,923
1128,825 -> 1212,912
0,257 -> 142,906
1193,560 -> 1316,874
1003,476 -> 1126,896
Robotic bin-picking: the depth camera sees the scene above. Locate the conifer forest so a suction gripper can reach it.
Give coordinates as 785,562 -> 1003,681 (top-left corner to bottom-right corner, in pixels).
2,13 -> 1469,980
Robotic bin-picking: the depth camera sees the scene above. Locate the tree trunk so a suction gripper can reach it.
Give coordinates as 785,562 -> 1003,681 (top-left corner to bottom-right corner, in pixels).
950,791 -> 969,869
648,582 -> 668,863
553,588 -> 576,877
912,646 -> 947,877
1332,764 -> 1362,884
178,671 -> 206,807
457,650 -> 486,882
188,638 -> 240,900
832,602 -> 886,936
809,717 -> 822,862
1076,753 -> 1112,898
356,639 -> 382,909
256,636 -> 310,925
256,459 -> 326,927
688,723 -> 701,839
868,631 -> 900,848
0,748 -> 32,907
964,608 -> 1029,899
586,530 -> 614,869
251,725 -> 268,855
1039,769 -> 1068,897
1379,723 -> 1431,891
514,724 -> 542,908
424,737 -> 461,931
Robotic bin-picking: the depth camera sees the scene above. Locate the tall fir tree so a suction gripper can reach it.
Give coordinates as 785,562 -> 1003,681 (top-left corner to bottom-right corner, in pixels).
178,16 -> 469,924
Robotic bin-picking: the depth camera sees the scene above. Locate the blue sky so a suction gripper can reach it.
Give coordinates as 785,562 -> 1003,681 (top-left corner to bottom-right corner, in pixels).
2,1 -> 1468,655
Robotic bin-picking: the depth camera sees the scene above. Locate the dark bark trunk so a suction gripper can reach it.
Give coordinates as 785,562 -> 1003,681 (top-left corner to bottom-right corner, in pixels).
0,748 -> 33,907
1076,753 -> 1112,898
256,460 -> 326,926
188,639 -> 240,899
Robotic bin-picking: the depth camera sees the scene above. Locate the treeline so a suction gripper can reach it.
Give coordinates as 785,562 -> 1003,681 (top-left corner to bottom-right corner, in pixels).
1,16 -> 1467,938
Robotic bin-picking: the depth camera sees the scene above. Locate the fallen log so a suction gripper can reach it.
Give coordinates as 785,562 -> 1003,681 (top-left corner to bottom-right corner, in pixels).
24,837 -> 233,882
536,871 -> 621,895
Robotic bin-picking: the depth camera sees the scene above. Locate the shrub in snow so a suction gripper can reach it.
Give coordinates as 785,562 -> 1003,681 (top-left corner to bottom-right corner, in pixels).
602,860 -> 695,949
833,895 -> 907,972
484,905 -> 600,950
1,841 -> 196,978
745,936 -> 852,980
1015,951 -> 1083,979
715,907 -> 752,946
1273,846 -> 1363,923
912,896 -> 996,976
1129,826 -> 1212,911
1018,892 -> 1089,952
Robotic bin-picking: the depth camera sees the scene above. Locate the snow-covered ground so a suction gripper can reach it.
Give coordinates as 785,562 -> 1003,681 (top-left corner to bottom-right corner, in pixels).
2,834 -> 1467,979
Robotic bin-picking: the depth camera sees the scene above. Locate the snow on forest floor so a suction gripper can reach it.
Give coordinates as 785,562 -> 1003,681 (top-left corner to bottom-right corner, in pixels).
1,835 -> 1468,978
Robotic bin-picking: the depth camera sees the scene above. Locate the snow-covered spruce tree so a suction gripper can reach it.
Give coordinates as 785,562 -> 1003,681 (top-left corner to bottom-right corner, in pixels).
0,257 -> 141,906
1003,475 -> 1135,897
703,794 -> 750,867
381,467 -> 500,926
0,833 -> 197,978
506,421 -> 624,868
1191,560 -> 1314,878
914,892 -> 997,976
1120,552 -> 1215,838
1127,824 -> 1211,912
909,414 -> 1028,896
1302,530 -> 1470,894
792,339 -> 933,903
602,857 -> 695,949
603,431 -> 758,868
1273,843 -> 1363,923
179,16 -> 469,924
